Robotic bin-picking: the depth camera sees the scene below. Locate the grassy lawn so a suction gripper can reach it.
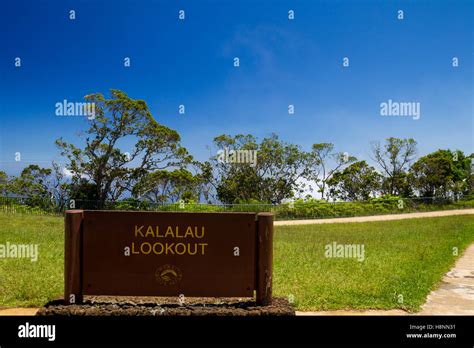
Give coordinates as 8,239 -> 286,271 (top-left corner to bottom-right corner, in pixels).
274,215 -> 474,311
0,213 -> 63,307
0,212 -> 473,311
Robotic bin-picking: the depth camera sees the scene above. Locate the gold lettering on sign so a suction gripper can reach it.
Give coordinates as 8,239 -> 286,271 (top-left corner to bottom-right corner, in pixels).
135,225 -> 144,237
134,225 -> 205,239
130,242 -> 208,256
130,225 -> 207,256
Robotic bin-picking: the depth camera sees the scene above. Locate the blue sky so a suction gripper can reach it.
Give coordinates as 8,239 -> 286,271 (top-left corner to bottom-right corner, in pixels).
0,0 -> 472,175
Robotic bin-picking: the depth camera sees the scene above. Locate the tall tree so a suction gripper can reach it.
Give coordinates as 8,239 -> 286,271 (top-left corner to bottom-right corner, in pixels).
327,160 -> 382,201
132,168 -> 205,203
409,149 -> 471,198
468,153 -> 474,196
371,137 -> 417,196
8,164 -> 52,206
305,143 -> 357,200
49,162 -> 70,211
212,133 -> 307,204
68,179 -> 99,208
0,171 -> 8,196
56,90 -> 191,208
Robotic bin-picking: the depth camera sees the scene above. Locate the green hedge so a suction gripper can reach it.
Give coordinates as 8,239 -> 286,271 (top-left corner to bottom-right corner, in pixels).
1,196 -> 473,220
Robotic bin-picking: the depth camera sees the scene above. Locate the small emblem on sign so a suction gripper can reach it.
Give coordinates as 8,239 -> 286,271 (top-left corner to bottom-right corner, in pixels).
155,264 -> 182,285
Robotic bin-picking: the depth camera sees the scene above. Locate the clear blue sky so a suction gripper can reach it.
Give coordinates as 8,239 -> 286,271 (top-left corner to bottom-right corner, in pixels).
1,0 -> 472,175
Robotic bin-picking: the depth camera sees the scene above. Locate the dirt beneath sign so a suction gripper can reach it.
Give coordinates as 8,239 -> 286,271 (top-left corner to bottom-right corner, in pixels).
36,296 -> 294,316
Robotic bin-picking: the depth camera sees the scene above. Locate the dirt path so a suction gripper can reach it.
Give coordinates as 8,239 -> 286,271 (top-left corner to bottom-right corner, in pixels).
0,307 -> 39,315
276,208 -> 474,226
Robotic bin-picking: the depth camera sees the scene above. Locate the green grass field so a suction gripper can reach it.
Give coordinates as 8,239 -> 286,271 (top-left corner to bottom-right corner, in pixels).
274,215 -> 474,311
0,212 -> 473,311
0,213 -> 63,307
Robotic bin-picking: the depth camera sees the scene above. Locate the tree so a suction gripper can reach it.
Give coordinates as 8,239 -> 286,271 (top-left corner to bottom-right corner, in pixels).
327,161 -> 382,201
409,149 -> 471,198
468,153 -> 474,196
194,161 -> 214,203
48,162 -> 70,211
371,137 -> 417,196
212,133 -> 307,204
0,171 -> 8,196
132,168 -> 203,203
56,90 -> 192,208
305,143 -> 357,200
68,179 -> 99,208
8,164 -> 52,206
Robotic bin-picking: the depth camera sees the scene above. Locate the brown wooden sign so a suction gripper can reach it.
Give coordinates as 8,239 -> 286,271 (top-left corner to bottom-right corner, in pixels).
64,210 -> 273,305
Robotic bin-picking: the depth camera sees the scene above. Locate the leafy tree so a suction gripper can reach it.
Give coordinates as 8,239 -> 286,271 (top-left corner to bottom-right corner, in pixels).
56,90 -> 192,208
305,143 -> 357,200
409,149 -> 471,198
8,165 -> 52,206
194,161 -> 214,203
68,179 -> 99,208
468,153 -> 474,196
0,171 -> 8,196
371,137 -> 417,196
327,161 -> 382,201
46,162 -> 70,211
212,133 -> 307,204
133,168 -> 203,203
